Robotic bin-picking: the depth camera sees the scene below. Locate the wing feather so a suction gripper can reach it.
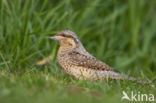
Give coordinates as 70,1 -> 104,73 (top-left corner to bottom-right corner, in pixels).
68,51 -> 116,72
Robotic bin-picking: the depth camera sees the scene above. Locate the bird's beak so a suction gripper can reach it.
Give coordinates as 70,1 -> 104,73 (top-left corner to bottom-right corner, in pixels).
48,36 -> 60,41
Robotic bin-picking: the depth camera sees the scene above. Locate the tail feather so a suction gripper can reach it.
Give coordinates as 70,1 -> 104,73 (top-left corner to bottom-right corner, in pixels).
105,71 -> 148,84
116,73 -> 149,84
100,71 -> 148,84
126,76 -> 148,84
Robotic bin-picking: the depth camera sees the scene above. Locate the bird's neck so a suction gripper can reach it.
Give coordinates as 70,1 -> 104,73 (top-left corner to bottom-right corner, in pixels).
58,44 -> 92,58
58,46 -> 74,54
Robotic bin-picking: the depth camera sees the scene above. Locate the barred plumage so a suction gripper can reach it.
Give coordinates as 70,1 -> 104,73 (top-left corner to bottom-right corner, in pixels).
49,30 -> 147,84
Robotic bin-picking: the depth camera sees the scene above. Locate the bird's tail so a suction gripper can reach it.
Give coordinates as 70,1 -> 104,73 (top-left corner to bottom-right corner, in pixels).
118,74 -> 149,84
106,71 -> 149,84
125,76 -> 148,84
101,71 -> 149,84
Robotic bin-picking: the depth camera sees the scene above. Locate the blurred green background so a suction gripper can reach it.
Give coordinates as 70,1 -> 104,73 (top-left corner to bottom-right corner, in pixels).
0,0 -> 156,103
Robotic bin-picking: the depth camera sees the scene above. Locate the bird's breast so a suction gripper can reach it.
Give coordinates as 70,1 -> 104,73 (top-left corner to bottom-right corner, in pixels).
57,51 -> 92,79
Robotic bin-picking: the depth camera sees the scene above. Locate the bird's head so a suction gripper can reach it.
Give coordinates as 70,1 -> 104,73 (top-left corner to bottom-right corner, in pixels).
49,30 -> 80,49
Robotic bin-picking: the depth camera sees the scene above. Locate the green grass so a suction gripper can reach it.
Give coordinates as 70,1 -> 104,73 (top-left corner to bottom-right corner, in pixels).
0,0 -> 156,103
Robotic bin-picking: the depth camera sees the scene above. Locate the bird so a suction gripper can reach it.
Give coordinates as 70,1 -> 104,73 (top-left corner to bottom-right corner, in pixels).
47,30 -> 146,83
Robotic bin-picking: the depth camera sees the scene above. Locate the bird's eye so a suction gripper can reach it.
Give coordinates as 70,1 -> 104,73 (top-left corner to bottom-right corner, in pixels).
62,34 -> 66,37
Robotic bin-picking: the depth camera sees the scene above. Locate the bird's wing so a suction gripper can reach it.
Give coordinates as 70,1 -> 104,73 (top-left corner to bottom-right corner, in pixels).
68,51 -> 116,71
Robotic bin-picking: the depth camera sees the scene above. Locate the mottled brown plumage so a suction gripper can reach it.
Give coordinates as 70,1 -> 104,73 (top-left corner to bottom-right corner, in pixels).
67,51 -> 114,71
49,30 -> 146,83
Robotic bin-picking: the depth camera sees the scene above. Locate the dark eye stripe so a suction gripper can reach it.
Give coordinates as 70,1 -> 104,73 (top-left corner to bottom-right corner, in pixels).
62,34 -> 66,37
65,35 -> 74,38
59,33 -> 74,39
57,33 -> 78,43
57,33 -> 70,37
